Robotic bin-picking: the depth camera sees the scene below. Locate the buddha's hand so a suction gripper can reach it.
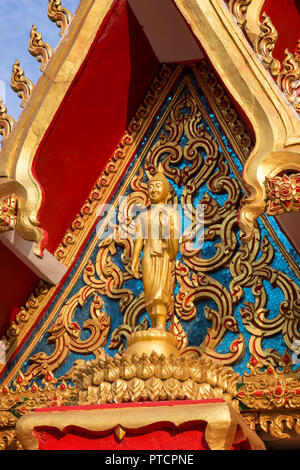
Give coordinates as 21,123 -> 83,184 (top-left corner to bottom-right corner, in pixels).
132,259 -> 139,279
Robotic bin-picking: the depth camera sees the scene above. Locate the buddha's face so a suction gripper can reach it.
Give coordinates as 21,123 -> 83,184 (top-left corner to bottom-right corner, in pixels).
148,179 -> 169,203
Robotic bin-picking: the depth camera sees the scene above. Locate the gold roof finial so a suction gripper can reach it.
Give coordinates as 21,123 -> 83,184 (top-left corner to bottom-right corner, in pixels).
10,60 -> 34,109
48,0 -> 72,37
29,25 -> 53,72
0,98 -> 15,143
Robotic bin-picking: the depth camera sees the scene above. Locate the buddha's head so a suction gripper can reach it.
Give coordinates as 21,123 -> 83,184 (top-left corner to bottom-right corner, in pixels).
147,164 -> 170,204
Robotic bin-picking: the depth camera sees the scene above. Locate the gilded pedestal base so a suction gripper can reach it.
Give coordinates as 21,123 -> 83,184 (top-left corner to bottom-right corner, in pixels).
72,352 -> 241,406
125,328 -> 179,357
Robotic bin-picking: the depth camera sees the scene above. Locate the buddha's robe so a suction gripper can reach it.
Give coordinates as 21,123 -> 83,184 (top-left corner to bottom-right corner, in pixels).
135,204 -> 180,315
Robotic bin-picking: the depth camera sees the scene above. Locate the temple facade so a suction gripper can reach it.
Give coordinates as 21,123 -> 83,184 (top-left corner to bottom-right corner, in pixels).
0,0 -> 300,451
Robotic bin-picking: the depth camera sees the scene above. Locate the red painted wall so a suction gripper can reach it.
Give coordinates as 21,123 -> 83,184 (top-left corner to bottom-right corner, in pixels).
0,244 -> 39,336
34,0 -> 159,254
262,0 -> 300,62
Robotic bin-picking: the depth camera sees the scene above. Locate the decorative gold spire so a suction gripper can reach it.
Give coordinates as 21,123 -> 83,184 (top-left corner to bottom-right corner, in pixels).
10,60 -> 34,109
48,0 -> 72,37
278,50 -> 300,114
254,13 -> 281,76
0,99 -> 15,143
28,25 -> 53,72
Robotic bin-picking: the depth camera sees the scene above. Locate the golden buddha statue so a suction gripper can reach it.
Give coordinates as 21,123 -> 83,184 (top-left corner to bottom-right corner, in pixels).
131,165 -> 180,332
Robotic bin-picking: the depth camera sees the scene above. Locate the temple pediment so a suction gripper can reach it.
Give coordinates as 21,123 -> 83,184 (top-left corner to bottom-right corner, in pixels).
0,0 -> 300,451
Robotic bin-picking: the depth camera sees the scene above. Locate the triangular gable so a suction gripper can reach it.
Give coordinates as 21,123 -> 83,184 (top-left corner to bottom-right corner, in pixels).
1,63 -> 299,395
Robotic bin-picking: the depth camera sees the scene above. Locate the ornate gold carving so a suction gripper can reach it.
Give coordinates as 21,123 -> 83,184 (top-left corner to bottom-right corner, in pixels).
1,61 -> 299,454
0,194 -> 17,231
48,0 -> 72,37
240,11 -> 300,115
265,173 -> 300,215
259,412 -> 300,440
5,65 -> 300,393
193,0 -> 300,241
193,62 -> 252,160
21,286 -> 111,381
278,50 -> 300,114
0,430 -> 18,451
230,228 -> 300,366
227,0 -> 252,27
28,25 -> 53,72
238,378 -> 300,410
0,100 -> 15,144
72,352 -> 240,406
0,372 -> 76,450
2,280 -> 51,354
254,13 -> 281,76
115,425 -> 126,441
10,60 -> 33,109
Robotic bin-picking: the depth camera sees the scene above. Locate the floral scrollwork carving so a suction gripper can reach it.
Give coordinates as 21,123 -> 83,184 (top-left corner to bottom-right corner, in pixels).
252,12 -> 300,114
21,286 -> 111,381
265,173 -> 300,215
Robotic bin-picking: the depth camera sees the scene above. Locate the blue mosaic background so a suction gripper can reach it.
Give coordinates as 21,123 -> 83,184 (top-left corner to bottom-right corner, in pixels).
8,67 -> 300,384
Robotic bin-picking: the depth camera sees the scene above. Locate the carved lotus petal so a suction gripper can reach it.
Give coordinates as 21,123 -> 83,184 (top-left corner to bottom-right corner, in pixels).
92,368 -> 104,386
128,377 -> 146,402
163,378 -> 181,401
119,357 -> 136,380
190,364 -> 203,383
197,383 -> 212,400
155,356 -> 173,380
103,358 -> 120,382
99,382 -> 112,403
136,354 -> 155,379
145,377 -> 163,402
181,378 -> 196,399
112,379 -> 128,403
173,362 -> 190,381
